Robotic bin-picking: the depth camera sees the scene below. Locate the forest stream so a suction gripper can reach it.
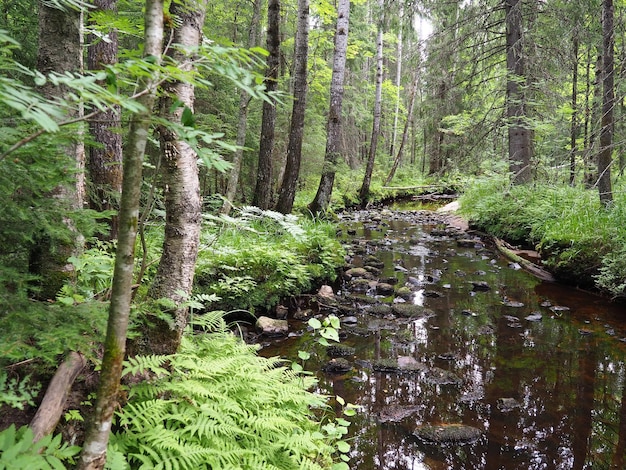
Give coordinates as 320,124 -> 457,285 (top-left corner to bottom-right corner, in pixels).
259,203 -> 626,470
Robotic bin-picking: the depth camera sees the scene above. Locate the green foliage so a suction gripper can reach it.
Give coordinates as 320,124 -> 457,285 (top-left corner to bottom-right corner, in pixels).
109,318 -> 342,469
0,424 -> 80,469
0,299 -> 108,368
460,177 -> 626,295
195,208 -> 344,311
0,372 -> 40,410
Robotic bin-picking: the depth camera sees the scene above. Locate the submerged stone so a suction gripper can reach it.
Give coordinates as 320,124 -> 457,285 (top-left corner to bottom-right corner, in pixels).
413,423 -> 482,444
322,358 -> 353,374
327,344 -> 356,358
423,367 -> 463,386
378,405 -> 421,423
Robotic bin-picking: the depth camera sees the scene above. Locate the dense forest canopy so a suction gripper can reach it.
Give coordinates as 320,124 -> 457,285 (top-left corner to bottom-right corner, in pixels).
0,0 -> 625,468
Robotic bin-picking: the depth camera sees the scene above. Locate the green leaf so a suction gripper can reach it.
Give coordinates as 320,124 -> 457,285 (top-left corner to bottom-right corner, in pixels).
336,441 -> 350,453
181,106 -> 195,127
297,350 -> 311,361
308,318 -> 322,330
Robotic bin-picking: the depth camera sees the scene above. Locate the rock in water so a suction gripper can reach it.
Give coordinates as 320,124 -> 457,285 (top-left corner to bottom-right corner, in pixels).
413,423 -> 482,444
255,316 -> 288,336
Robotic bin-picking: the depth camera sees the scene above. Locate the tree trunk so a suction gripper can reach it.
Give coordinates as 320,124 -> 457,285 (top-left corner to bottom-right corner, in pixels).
569,36 -> 579,185
31,1 -> 85,299
385,71 -> 419,186
77,2 -> 163,468
505,0 -> 532,184
308,0 -> 350,214
275,0 -> 309,214
148,0 -> 208,355
389,3 -> 404,158
220,0 -> 263,215
252,0 -> 280,210
359,8 -> 384,207
598,0 -> 614,207
87,0 -> 123,240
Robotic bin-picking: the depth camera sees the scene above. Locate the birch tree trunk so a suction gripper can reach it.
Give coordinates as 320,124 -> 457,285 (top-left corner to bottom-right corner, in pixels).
148,0 -> 208,355
220,0 -> 263,215
77,2 -> 163,468
308,0 -> 350,214
598,0 -> 614,206
87,0 -> 123,240
252,0 -> 280,210
275,0 -> 309,214
389,2 -> 404,158
505,0 -> 533,184
359,1 -> 384,207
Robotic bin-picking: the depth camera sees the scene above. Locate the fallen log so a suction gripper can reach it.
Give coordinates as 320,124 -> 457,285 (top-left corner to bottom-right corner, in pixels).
29,351 -> 86,442
494,238 -> 555,282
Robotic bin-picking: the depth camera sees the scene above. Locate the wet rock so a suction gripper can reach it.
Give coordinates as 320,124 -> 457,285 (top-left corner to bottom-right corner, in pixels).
503,315 -> 520,322
344,267 -> 369,279
327,344 -> 356,358
394,264 -> 409,273
578,328 -> 593,336
322,358 -> 353,374
477,325 -> 495,335
407,276 -> 422,286
364,255 -> 385,269
368,304 -> 393,317
423,367 -> 463,386
372,358 -> 400,372
275,304 -> 289,319
364,265 -> 382,276
255,316 -> 288,336
378,405 -> 421,423
525,312 -> 543,322
424,290 -> 443,298
392,304 -> 432,318
471,281 -> 491,292
372,357 -> 427,374
457,238 -> 482,248
497,397 -> 520,412
376,283 -> 396,296
550,305 -> 571,314
413,423 -> 482,444
293,309 -> 313,320
317,285 -> 334,299
342,316 -> 358,325
461,309 -> 479,317
502,299 -> 525,308
394,286 -> 413,300
350,278 -> 372,293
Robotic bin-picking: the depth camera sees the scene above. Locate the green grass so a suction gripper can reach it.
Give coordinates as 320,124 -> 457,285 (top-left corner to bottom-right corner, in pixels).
459,177 -> 626,297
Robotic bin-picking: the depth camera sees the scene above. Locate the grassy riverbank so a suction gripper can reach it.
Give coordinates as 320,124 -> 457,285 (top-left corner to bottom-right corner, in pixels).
459,177 -> 626,299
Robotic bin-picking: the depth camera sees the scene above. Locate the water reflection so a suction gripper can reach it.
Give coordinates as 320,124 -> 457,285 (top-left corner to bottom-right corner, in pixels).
260,209 -> 626,470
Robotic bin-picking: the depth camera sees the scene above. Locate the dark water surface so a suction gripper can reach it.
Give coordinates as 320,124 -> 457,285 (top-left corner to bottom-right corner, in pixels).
260,208 -> 626,470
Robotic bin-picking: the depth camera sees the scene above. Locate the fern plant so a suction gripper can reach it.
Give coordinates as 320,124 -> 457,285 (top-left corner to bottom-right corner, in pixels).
109,317 -> 345,469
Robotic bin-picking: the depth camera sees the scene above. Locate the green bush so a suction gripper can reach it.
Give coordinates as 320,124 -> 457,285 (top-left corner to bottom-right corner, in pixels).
0,425 -> 79,469
195,208 -> 345,312
108,317 -> 344,470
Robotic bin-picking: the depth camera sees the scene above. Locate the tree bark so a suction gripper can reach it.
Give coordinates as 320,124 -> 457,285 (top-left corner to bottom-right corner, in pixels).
31,1 -> 85,299
77,2 -> 163,468
308,0 -> 350,214
598,0 -> 614,206
389,2 -> 404,158
275,0 -> 309,214
385,70 -> 419,186
29,351 -> 86,442
148,0 -> 208,355
569,36 -> 579,185
87,0 -> 123,240
220,0 -> 263,215
359,5 -> 384,207
252,0 -> 280,210
505,0 -> 533,184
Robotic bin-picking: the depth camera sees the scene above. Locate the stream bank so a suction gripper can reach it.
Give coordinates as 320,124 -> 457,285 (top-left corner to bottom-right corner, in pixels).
257,204 -> 626,470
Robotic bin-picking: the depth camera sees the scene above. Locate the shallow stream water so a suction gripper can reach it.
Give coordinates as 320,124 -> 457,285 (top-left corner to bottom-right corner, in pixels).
260,207 -> 626,470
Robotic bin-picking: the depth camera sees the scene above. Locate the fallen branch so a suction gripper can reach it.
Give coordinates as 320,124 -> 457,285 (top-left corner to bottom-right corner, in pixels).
493,238 -> 555,282
29,351 -> 86,442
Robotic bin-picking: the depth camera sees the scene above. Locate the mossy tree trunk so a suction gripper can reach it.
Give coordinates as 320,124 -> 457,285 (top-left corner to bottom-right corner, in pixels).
598,0 -> 614,207
77,2 -> 164,468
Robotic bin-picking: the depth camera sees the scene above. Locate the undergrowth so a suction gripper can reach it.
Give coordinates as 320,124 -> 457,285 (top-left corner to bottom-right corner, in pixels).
195,207 -> 345,312
108,315 -> 347,470
460,177 -> 626,297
